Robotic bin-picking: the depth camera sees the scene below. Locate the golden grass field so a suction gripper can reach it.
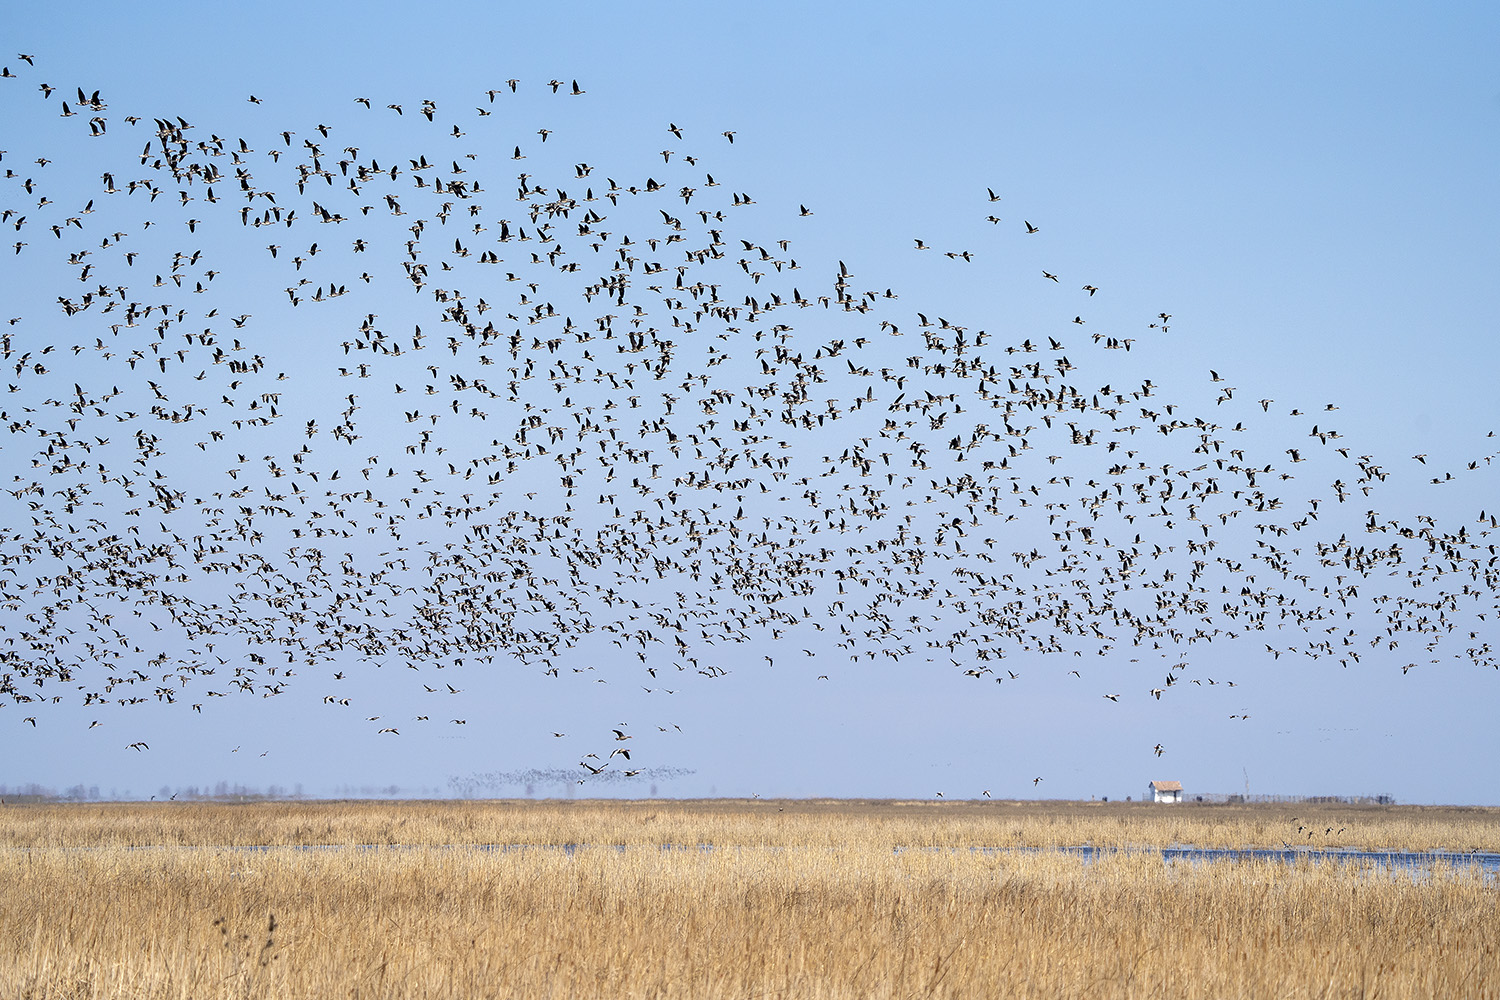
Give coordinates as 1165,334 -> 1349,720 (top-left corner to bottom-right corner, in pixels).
2,799 -> 1496,999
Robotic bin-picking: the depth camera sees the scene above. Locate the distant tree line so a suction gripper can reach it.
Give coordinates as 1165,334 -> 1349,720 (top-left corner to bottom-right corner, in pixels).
1186,792 -> 1397,806
0,782 -> 306,802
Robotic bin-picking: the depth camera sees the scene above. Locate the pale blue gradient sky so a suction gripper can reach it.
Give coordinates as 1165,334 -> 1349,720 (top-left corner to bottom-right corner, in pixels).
3,2 -> 1498,804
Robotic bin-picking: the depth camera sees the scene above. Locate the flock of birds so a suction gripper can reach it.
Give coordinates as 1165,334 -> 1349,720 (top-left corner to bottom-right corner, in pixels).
2,55 -> 1497,791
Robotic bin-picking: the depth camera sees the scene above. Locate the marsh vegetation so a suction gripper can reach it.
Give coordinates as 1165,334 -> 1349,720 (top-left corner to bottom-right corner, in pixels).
4,799 -> 1496,998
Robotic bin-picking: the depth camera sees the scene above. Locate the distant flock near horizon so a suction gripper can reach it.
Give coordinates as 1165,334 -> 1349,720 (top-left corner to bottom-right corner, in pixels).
2,52 -> 1497,790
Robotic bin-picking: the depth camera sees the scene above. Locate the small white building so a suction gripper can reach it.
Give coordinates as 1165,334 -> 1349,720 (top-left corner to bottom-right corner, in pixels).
1148,780 -> 1183,803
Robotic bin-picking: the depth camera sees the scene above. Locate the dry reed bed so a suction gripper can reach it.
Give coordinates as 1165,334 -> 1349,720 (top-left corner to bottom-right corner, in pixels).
2,841 -> 1495,1000
2,799 -> 1498,853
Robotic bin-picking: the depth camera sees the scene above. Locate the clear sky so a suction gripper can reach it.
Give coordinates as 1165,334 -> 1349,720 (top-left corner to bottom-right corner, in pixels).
4,2 -> 1499,805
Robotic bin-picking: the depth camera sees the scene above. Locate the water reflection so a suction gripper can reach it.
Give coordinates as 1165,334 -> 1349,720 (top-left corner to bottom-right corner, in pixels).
33,841 -> 1500,876
1032,844 -> 1500,877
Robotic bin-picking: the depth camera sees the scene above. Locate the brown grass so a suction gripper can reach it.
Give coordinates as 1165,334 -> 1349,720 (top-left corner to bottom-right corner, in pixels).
2,798 -> 1497,853
2,800 -> 1497,999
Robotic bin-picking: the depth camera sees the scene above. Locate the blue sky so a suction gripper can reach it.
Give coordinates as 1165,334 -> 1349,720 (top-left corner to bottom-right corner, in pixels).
3,2 -> 1498,805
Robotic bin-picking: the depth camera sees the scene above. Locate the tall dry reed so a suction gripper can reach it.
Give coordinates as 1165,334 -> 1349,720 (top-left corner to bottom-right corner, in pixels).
4,800 -> 1499,998
2,798 -> 1497,853
2,839 -> 1495,999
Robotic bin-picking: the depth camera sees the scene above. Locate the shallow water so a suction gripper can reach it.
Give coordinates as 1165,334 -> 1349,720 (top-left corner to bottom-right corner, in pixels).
30,841 -> 1500,876
1038,844 -> 1500,876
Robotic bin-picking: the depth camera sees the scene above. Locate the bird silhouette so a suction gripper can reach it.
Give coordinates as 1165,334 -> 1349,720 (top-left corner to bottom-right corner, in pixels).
1,55 -> 1492,791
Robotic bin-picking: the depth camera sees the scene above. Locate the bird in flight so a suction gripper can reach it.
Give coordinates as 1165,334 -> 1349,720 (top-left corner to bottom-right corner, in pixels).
2,55 -> 1491,792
